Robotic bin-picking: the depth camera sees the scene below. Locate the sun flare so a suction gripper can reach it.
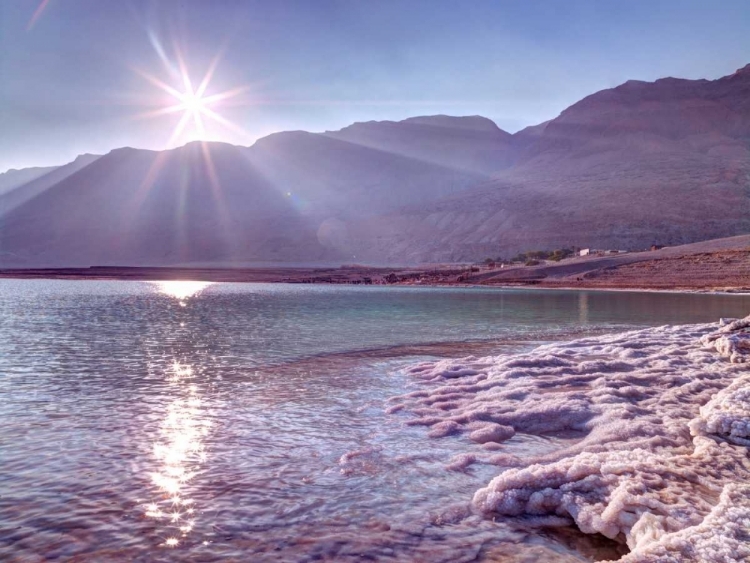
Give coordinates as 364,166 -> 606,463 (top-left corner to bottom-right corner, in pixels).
133,40 -> 249,148
181,93 -> 205,114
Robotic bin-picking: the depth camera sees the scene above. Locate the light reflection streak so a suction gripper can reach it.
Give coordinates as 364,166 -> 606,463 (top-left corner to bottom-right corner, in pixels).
153,281 -> 213,301
142,280 -> 213,545
579,292 -> 590,324
198,142 -> 234,253
144,359 -> 212,546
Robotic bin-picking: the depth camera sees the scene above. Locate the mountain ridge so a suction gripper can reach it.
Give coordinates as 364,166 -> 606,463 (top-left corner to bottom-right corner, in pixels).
1,64 -> 749,266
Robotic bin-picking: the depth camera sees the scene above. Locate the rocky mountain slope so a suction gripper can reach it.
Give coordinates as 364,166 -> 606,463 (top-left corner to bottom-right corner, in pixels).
1,65 -> 749,266
324,115 -> 514,174
347,64 -> 750,262
0,124 -> 489,266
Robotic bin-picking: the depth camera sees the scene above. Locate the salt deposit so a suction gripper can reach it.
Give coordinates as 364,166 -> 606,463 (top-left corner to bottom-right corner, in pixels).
389,314 -> 750,562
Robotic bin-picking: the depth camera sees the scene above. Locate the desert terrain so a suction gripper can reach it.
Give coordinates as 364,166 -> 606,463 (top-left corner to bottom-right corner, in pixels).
2,234 -> 748,292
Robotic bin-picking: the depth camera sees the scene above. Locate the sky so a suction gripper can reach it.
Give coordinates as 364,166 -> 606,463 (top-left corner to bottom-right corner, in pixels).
1,0 -> 749,172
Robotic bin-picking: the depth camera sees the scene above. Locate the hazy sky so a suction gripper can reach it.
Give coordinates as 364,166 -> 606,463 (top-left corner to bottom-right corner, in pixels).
1,0 -> 749,172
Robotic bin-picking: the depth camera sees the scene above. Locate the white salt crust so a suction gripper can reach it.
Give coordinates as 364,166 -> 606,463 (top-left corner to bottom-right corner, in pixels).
388,314 -> 750,562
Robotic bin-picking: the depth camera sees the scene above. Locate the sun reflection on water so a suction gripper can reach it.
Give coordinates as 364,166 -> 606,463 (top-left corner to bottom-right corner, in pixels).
152,281 -> 213,301
144,360 -> 212,546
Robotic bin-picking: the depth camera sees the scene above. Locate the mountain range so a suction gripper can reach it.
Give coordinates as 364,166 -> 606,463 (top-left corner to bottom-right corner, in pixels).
1,64 -> 749,267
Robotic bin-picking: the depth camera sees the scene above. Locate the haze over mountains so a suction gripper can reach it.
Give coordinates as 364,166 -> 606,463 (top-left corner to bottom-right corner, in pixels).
1,65 -> 749,267
0,166 -> 59,197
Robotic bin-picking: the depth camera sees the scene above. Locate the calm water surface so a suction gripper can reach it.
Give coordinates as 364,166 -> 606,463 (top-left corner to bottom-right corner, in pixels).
1,280 -> 748,562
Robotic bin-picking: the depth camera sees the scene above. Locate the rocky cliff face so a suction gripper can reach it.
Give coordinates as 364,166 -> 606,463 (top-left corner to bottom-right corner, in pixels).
1,67 -> 749,266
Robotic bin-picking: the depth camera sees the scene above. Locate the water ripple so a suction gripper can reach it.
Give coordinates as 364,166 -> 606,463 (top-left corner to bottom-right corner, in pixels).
1,280 -> 747,561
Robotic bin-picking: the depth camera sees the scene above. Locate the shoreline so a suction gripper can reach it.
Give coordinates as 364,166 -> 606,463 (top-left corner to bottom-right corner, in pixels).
1,236 -> 749,293
1,265 -> 749,295
390,314 -> 750,562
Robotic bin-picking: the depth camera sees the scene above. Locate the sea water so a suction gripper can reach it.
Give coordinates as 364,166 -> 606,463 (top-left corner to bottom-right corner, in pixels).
1,280 -> 748,562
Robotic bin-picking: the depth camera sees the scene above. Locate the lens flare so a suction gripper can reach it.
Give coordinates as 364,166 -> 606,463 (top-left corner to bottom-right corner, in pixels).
133,39 -> 250,148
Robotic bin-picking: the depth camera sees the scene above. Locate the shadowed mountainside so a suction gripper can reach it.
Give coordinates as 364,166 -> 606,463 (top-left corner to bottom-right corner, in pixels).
0,125 -> 490,266
246,129 -> 488,216
1,66 -> 749,266
324,115 -> 515,174
0,165 -> 59,197
347,64 -> 750,262
0,144 -> 330,266
0,154 -> 100,219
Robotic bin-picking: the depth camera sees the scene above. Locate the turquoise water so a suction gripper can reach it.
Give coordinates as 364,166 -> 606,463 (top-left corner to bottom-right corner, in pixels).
1,280 -> 748,562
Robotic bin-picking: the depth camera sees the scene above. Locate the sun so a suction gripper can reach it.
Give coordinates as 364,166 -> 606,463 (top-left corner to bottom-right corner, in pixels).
132,44 -> 249,147
181,93 -> 205,114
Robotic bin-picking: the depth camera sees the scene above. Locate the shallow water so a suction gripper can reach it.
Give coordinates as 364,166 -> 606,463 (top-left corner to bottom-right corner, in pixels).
1,280 -> 748,562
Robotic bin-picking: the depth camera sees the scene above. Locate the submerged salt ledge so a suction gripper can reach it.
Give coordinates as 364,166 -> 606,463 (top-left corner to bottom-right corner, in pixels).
389,314 -> 750,562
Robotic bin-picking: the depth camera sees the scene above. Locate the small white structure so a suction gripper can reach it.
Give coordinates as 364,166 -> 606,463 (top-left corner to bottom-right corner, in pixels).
579,248 -> 591,257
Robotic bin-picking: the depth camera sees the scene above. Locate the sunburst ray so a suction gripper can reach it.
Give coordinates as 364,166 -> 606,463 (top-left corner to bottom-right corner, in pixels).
133,37 -> 251,148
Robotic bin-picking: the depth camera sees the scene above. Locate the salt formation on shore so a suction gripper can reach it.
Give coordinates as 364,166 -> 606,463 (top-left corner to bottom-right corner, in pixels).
388,315 -> 750,562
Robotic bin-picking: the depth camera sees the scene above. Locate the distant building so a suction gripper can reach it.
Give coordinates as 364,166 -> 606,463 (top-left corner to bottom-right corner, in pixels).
579,248 -> 591,256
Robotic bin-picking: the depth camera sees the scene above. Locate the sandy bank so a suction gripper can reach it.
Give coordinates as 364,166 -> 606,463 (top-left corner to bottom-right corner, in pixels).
0,235 -> 748,292
463,235 -> 750,292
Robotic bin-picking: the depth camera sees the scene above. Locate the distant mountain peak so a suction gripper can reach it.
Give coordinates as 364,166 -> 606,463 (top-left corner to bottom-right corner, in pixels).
400,115 -> 505,133
321,114 -> 515,175
251,130 -> 315,147
3,64 -> 750,267
328,115 -> 508,136
73,153 -> 101,163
